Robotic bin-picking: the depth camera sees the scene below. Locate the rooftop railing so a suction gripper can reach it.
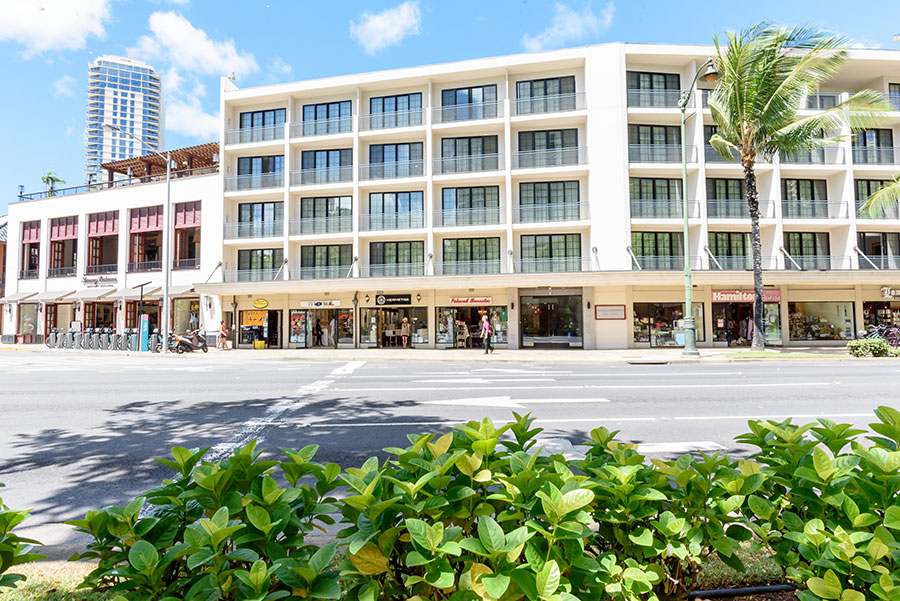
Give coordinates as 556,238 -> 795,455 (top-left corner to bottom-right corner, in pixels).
514,92 -> 586,115
630,255 -> 696,271
511,147 -> 587,169
432,101 -> 503,124
19,165 -> 219,202
857,255 -> 900,270
173,258 -> 200,270
626,89 -> 689,109
855,200 -> 900,220
18,269 -> 38,280
224,124 -> 285,146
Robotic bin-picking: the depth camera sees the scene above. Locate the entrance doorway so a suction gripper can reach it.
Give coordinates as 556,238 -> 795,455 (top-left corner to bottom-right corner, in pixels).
289,309 -> 354,348
520,295 -> 583,348
436,306 -> 508,348
360,307 -> 428,347
712,302 -> 781,345
240,309 -> 282,348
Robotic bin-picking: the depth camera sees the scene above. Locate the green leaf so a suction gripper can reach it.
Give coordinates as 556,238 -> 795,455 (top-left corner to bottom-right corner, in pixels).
841,591 -> 865,601
628,528 -> 654,547
884,506 -> 900,530
558,489 -> 594,515
478,516 -> 505,552
309,542 -> 337,574
246,505 -> 273,535
807,570 -> 842,600
483,573 -> 511,599
813,446 -> 836,480
536,560 -> 560,599
128,540 -> 159,573
309,578 -> 341,599
359,582 -> 379,601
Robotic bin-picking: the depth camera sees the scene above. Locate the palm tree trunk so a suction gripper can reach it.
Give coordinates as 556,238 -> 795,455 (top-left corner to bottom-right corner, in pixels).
744,163 -> 766,351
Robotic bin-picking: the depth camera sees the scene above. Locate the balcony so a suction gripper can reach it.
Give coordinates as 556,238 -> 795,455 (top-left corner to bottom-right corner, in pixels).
435,260 -> 502,275
629,199 -> 699,219
359,109 -> 424,131
290,216 -> 352,235
515,202 -> 589,224
359,160 -> 425,181
173,258 -> 200,270
852,147 -> 900,165
290,118 -> 353,138
291,266 -> 352,280
511,147 -> 587,169
781,147 -> 844,165
224,221 -> 284,239
128,261 -> 161,273
433,101 -> 503,124
225,269 -> 283,283
784,255 -> 851,270
626,89 -> 688,109
781,200 -> 848,219
629,144 -> 697,163
706,255 -> 753,270
361,264 -> 424,278
18,269 -> 38,280
360,212 -> 425,231
856,200 -> 900,220
290,166 -> 353,186
858,255 -> 900,270
805,93 -> 841,110
434,207 -> 503,227
514,93 -> 586,115
515,258 -> 589,273
707,200 -> 775,219
48,266 -> 76,278
224,172 -> 284,192
630,255 -> 691,271
85,264 -> 118,275
889,94 -> 900,111
433,154 -> 503,175
224,124 -> 285,146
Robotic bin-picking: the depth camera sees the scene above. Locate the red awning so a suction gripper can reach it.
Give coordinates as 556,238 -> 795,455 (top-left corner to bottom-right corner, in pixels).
21,220 -> 40,243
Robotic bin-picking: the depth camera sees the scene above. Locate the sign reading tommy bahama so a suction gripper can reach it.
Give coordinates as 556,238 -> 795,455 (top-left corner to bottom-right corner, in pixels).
375,294 -> 412,306
449,297 -> 492,305
881,286 -> 900,300
711,289 -> 781,303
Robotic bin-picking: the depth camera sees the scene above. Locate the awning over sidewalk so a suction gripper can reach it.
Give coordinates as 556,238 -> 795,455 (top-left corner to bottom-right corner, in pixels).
0,291 -> 37,303
168,285 -> 196,297
113,286 -> 161,301
74,288 -> 116,301
34,290 -> 76,302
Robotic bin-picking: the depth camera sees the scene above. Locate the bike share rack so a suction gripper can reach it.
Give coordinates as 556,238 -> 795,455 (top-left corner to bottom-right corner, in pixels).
46,326 -> 167,354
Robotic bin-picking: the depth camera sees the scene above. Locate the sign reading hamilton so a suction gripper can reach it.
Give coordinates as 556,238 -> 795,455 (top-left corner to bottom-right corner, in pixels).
375,294 -> 412,306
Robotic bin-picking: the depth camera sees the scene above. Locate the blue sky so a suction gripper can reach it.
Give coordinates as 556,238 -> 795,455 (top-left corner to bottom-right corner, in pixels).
1,0 -> 898,214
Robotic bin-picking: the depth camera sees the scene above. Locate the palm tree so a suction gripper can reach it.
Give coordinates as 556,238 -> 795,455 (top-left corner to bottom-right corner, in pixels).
860,175 -> 900,219
41,172 -> 65,196
707,24 -> 887,350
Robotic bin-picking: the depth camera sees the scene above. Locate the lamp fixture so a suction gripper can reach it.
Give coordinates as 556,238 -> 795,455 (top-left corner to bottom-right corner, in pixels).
509,301 -> 515,311
365,294 -> 370,303
416,293 -> 422,302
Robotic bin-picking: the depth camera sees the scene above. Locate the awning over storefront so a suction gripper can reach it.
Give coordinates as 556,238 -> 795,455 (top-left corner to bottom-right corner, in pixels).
168,285 -> 196,297
34,290 -> 76,302
0,292 -> 37,303
113,286 -> 161,301
75,288 -> 116,301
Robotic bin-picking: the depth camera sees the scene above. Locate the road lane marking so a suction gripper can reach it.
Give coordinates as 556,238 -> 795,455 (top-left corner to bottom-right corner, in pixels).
329,381 -> 838,392
330,361 -> 366,375
415,378 -> 556,383
422,396 -> 611,409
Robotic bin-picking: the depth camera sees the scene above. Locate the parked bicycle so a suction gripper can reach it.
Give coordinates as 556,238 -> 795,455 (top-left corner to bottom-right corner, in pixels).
861,324 -> 900,347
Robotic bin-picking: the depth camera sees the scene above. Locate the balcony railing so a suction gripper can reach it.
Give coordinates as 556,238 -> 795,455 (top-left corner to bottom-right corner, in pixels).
805,93 -> 841,110
290,117 -> 353,137
361,263 -> 425,278
434,206 -> 503,227
781,200 -> 848,219
291,266 -> 352,280
433,154 -> 504,175
290,216 -> 352,235
359,109 -> 424,131
224,124 -> 285,146
359,160 -> 425,181
781,147 -> 844,165
224,221 -> 284,239
512,147 -> 587,169
707,199 -> 776,219
784,255 -> 852,270
852,147 -> 900,165
360,212 -> 425,231
224,172 -> 284,192
48,266 -> 76,277
432,101 -> 503,124
889,94 -> 900,111
514,92 -> 586,115
629,199 -> 699,219
290,166 -> 353,186
173,258 -> 200,269
514,258 -> 589,273
85,263 -> 118,275
515,202 -> 589,224
706,255 -> 753,270
856,200 -> 900,219
225,269 -> 284,282
858,255 -> 900,270
630,256 -> 693,271
626,89 -> 688,109
435,260 -> 502,275
629,144 -> 697,163
18,166 -> 219,202
18,269 -> 38,280
128,261 -> 162,273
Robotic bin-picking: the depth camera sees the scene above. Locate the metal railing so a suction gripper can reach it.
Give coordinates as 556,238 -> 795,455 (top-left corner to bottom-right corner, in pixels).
857,255 -> 900,270
781,200 -> 848,219
432,101 -> 503,123
435,260 -> 502,275
856,200 -> 900,219
361,263 -> 425,278
290,216 -> 352,235
511,147 -> 587,169
891,94 -> 900,111
290,117 -> 353,137
85,263 -> 118,275
224,172 -> 284,192
706,255 -> 752,270
705,145 -> 739,163
224,269 -> 284,282
805,93 -> 841,110
359,109 -> 425,130
18,269 -> 38,279
290,166 -> 353,186
784,255 -> 852,270
629,144 -> 697,163
224,124 -> 285,145
128,261 -> 162,273
707,199 -> 776,219
514,258 -> 589,273
433,154 -> 504,175
359,160 -> 425,181
360,212 -> 425,231
434,207 -> 503,227
291,266 -> 353,280
626,89 -> 689,109
48,266 -> 77,277
224,221 -> 284,239
514,92 -> 586,115
515,202 -> 589,223
18,166 -> 219,202
630,255 -> 696,271
629,199 -> 699,219
781,147 -> 845,165
852,147 -> 900,165
173,258 -> 200,269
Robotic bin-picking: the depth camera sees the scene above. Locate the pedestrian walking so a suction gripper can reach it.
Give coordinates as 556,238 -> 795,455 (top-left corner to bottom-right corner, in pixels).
480,314 -> 494,354
217,320 -> 228,350
400,317 -> 411,348
314,319 -> 323,346
329,316 -> 338,347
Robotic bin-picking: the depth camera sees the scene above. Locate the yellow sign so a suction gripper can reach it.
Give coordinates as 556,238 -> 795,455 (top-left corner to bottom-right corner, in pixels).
252,299 -> 269,309
242,310 -> 267,326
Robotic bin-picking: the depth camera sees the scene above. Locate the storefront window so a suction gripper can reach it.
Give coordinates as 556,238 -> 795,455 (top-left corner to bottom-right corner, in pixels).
18,303 -> 38,335
863,302 -> 900,327
788,302 -> 855,341
520,296 -> 582,347
291,309 -> 354,347
173,298 -> 200,334
360,307 -> 427,347
712,303 -> 780,345
289,310 -> 307,345
437,306 -> 508,347
633,303 -> 705,346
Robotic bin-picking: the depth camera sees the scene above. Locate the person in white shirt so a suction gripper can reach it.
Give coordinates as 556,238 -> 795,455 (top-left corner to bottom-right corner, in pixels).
329,316 -> 337,347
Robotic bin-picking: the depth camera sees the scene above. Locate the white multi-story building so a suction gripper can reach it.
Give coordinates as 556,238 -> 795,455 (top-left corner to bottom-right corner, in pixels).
85,55 -> 164,184
4,43 -> 900,350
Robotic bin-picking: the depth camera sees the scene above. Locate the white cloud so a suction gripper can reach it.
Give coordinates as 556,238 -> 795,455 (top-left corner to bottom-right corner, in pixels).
848,37 -> 882,49
0,0 -> 111,58
350,1 -> 421,55
53,75 -> 75,97
272,57 -> 292,75
521,2 -> 614,52
166,95 -> 220,139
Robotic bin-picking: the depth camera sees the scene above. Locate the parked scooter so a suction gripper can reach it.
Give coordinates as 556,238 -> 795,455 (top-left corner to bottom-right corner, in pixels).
171,329 -> 208,353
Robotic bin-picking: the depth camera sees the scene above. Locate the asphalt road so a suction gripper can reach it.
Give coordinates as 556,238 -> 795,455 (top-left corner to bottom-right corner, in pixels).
0,350 -> 895,558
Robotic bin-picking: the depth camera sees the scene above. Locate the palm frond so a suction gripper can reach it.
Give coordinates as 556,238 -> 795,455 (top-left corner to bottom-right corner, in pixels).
859,176 -> 900,219
707,133 -> 741,163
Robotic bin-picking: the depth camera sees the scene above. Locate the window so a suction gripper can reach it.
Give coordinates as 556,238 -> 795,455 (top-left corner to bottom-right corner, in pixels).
520,181 -> 580,222
858,232 -> 900,269
441,186 -> 501,226
629,178 -> 680,218
369,93 -> 423,128
630,232 -> 684,269
367,142 -> 424,178
520,233 -> 582,272
300,244 -> 352,279
708,232 -> 750,256
782,179 -> 828,218
439,136 -> 499,173
237,248 -> 284,280
300,149 -> 352,184
706,178 -> 747,217
369,241 -> 424,276
302,100 -> 352,135
442,237 -> 500,274
853,129 -> 894,147
440,85 -> 498,121
237,201 -> 283,238
856,179 -> 897,218
517,129 -> 579,167
237,156 -> 283,174
626,71 -> 680,90
299,196 -> 351,234
238,108 -> 285,141
629,125 -> 680,145
516,76 -> 576,114
784,232 -> 830,269
368,192 -> 424,230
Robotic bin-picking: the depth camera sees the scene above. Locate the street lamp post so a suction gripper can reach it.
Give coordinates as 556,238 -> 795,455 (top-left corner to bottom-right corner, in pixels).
678,58 -> 717,358
103,123 -> 171,353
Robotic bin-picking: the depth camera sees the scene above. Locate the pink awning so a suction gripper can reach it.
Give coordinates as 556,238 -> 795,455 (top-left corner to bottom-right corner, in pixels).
130,206 -> 163,233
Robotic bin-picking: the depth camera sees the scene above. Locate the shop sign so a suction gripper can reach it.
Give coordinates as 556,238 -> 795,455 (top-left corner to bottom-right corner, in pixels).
594,305 -> 626,320
299,300 -> 341,307
711,289 -> 781,303
449,297 -> 492,305
82,276 -> 117,287
375,294 -> 411,306
242,310 -> 267,326
881,286 -> 900,300
252,299 -> 269,309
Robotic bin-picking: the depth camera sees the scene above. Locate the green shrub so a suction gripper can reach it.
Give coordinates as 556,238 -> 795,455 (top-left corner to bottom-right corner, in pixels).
0,482 -> 45,588
847,338 -> 891,357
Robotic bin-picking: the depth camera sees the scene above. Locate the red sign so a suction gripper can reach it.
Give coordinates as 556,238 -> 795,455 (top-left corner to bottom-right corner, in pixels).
711,289 -> 781,303
449,297 -> 492,305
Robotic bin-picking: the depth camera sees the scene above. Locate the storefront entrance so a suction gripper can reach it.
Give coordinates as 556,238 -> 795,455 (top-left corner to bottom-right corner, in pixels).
520,295 -> 583,348
360,307 -> 428,348
633,302 -> 704,347
436,306 -> 508,348
240,309 -> 282,348
84,302 -> 117,329
289,309 -> 354,348
712,303 -> 781,346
